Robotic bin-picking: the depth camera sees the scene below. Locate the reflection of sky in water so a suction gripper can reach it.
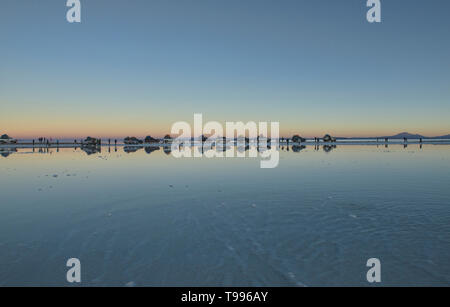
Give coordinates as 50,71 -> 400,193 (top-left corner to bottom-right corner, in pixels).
1,145 -> 450,286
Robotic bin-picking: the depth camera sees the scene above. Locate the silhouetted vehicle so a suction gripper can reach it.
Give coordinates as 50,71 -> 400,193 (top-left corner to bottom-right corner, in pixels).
292,135 -> 306,143
164,134 -> 172,144
0,134 -> 17,144
124,137 -> 143,145
83,136 -> 101,145
144,135 -> 159,143
323,134 -> 336,142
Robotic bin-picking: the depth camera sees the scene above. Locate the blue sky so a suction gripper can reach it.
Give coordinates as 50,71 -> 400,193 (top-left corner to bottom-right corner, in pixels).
1,0 -> 449,138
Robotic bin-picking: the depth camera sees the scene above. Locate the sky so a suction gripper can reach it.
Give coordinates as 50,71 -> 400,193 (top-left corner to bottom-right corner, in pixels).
1,0 -> 450,139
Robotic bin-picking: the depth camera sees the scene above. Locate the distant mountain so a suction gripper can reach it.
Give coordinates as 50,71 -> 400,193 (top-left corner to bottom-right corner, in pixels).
384,132 -> 425,139
343,132 -> 450,140
380,132 -> 450,139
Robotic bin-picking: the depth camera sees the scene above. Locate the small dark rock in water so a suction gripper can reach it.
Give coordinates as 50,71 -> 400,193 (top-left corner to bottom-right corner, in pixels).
169,185 -> 174,188
52,174 -> 58,178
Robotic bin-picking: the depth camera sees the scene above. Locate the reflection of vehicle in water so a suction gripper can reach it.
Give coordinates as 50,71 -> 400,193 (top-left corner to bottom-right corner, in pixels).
81,137 -> 101,155
236,145 -> 250,153
292,145 -> 306,152
81,146 -> 101,155
323,145 -> 336,153
0,134 -> 17,144
145,146 -> 160,154
0,147 -> 17,158
216,144 -> 231,152
163,146 -> 172,155
124,146 -> 143,153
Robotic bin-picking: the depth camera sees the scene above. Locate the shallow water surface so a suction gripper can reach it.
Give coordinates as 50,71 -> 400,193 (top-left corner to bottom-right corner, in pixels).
1,144 -> 450,286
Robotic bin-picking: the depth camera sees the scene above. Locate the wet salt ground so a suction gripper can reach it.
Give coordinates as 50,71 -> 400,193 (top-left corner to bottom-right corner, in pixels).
0,145 -> 450,286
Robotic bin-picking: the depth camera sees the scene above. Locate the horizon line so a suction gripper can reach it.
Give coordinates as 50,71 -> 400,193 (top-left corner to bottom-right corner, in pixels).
4,131 -> 450,141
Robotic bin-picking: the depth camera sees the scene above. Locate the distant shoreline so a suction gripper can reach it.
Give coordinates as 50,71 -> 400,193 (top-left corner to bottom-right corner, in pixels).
2,139 -> 450,149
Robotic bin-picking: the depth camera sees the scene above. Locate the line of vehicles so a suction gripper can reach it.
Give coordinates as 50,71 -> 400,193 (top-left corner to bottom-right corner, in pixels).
0,133 -> 337,146
122,134 -> 337,145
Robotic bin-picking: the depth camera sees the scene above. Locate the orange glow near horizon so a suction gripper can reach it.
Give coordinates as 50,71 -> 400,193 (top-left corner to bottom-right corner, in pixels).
3,121 -> 449,140
2,105 -> 449,139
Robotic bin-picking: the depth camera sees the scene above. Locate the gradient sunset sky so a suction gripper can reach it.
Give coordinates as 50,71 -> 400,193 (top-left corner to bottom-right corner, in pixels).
1,0 -> 450,139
